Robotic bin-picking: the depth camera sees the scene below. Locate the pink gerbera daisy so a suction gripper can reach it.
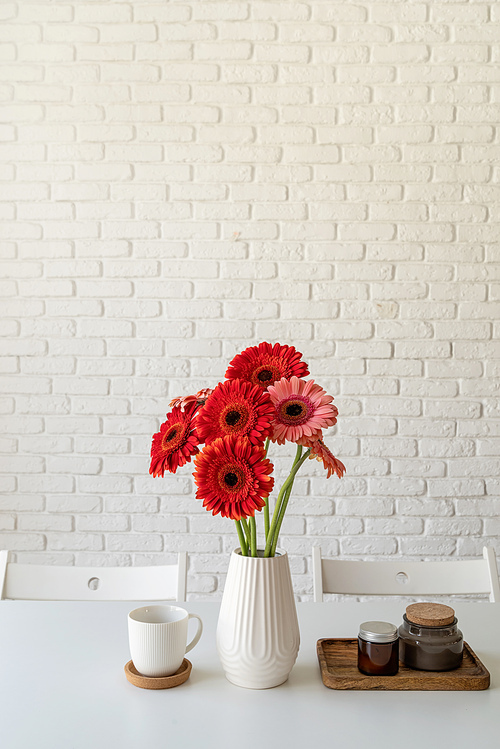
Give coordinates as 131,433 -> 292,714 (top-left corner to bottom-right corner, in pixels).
268,376 -> 338,445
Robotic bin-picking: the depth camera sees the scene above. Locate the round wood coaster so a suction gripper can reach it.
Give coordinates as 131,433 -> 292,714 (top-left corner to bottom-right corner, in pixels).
124,658 -> 192,690
406,602 -> 455,627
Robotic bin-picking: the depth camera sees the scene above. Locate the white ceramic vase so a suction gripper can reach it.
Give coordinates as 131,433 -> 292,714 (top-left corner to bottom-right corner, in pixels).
216,548 -> 300,689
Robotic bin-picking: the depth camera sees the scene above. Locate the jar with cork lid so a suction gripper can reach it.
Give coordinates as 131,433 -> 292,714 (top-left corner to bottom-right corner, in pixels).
399,602 -> 463,672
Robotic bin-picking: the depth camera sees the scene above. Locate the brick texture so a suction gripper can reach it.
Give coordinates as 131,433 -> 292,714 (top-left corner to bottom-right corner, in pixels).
1,1 -> 499,599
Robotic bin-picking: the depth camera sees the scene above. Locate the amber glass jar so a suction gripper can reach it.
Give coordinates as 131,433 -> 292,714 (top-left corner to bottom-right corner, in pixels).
399,603 -> 463,672
358,621 -> 399,676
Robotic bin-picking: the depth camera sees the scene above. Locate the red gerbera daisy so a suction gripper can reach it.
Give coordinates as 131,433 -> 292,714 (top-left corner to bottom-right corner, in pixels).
308,438 -> 346,479
169,388 -> 214,412
268,376 -> 338,445
195,379 -> 274,446
225,341 -> 309,390
193,436 -> 274,521
149,405 -> 200,476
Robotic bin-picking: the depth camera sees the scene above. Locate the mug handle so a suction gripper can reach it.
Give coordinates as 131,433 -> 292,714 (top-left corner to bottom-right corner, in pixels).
185,613 -> 203,654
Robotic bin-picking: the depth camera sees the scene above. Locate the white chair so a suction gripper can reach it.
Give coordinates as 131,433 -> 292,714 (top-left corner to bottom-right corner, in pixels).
312,546 -> 500,603
0,551 -> 187,602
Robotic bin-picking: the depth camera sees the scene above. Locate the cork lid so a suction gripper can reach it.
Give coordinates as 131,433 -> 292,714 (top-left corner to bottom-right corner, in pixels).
406,602 -> 456,627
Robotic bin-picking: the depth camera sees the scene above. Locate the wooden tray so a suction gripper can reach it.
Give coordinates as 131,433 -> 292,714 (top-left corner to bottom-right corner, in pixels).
317,639 -> 490,691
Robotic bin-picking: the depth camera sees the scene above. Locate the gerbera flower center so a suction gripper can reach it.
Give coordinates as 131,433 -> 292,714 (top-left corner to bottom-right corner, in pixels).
217,464 -> 245,494
220,402 -> 250,434
278,397 -> 313,426
224,472 -> 239,487
225,410 -> 242,426
161,423 -> 184,450
257,368 -> 273,382
253,364 -> 280,386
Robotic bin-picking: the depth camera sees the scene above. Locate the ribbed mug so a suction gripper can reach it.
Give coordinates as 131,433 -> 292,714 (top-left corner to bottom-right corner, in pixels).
128,604 -> 203,678
216,549 -> 300,689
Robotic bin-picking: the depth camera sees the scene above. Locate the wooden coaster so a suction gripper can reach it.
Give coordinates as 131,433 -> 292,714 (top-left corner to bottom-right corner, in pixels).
124,658 -> 192,690
406,602 -> 455,627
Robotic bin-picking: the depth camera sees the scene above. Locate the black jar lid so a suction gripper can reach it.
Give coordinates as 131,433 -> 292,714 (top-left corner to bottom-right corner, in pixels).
358,621 -> 398,644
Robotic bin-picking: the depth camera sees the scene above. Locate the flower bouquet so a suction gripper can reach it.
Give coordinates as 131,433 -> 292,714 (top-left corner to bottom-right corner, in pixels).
149,341 -> 345,557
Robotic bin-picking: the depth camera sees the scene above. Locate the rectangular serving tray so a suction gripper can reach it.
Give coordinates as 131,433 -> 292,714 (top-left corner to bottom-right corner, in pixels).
317,639 -> 490,691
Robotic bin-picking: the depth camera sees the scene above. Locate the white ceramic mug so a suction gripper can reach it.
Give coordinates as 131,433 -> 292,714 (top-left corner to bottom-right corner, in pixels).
128,605 -> 203,678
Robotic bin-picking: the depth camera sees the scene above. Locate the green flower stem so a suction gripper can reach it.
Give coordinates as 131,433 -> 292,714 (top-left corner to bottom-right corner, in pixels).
270,448 -> 311,556
241,517 -> 251,545
263,438 -> 270,542
270,481 -> 293,557
235,520 -> 248,557
264,445 -> 304,558
249,516 -> 257,557
264,501 -> 270,543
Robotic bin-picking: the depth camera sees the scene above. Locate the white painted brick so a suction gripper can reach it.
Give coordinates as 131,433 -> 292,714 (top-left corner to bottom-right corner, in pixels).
135,43 -> 192,64
225,301 -> 278,320
456,499 -> 500,518
196,45 -> 252,66
46,533 -> 103,551
370,478 -> 426,497
308,517 -> 364,537
428,479 -> 485,498
190,575 -> 218,594
104,496 -> 157,514
192,3 -> 248,21
103,64 -> 162,83
256,321 -> 313,340
99,24 -> 157,43
0,495 -> 44,512
341,537 -> 397,556
399,538 -> 457,556
397,498 -> 452,517
75,515 -> 128,533
0,533 -> 45,551
450,459 -> 499,479
0,515 -> 15,531
427,518 -> 483,537
366,518 -> 424,535
18,514 -> 73,532
72,4 -> 130,22
136,358 -> 190,378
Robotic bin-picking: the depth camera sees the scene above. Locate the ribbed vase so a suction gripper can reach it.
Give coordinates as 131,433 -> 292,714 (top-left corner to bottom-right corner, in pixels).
216,548 -> 300,689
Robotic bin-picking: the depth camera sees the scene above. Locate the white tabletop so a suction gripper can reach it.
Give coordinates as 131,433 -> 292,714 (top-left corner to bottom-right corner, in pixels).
1,600 -> 498,749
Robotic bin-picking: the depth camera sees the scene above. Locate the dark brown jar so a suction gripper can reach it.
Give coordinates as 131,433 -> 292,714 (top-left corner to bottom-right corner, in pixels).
358,621 -> 399,676
399,603 -> 463,672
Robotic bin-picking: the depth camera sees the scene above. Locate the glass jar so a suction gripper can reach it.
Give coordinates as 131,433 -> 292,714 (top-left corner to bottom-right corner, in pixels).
399,604 -> 463,671
358,621 -> 399,676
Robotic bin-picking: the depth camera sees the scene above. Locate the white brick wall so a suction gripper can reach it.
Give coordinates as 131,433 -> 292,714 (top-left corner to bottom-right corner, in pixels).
1,1 -> 499,599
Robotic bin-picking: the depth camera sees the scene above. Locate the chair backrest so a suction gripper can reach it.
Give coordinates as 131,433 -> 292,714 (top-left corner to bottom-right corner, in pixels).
0,551 -> 187,602
312,546 -> 500,603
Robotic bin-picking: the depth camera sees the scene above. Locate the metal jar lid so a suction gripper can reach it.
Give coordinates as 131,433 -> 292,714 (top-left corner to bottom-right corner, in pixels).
358,621 -> 398,644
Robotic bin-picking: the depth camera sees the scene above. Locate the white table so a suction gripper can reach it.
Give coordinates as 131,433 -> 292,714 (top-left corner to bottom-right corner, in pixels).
1,600 -> 498,749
